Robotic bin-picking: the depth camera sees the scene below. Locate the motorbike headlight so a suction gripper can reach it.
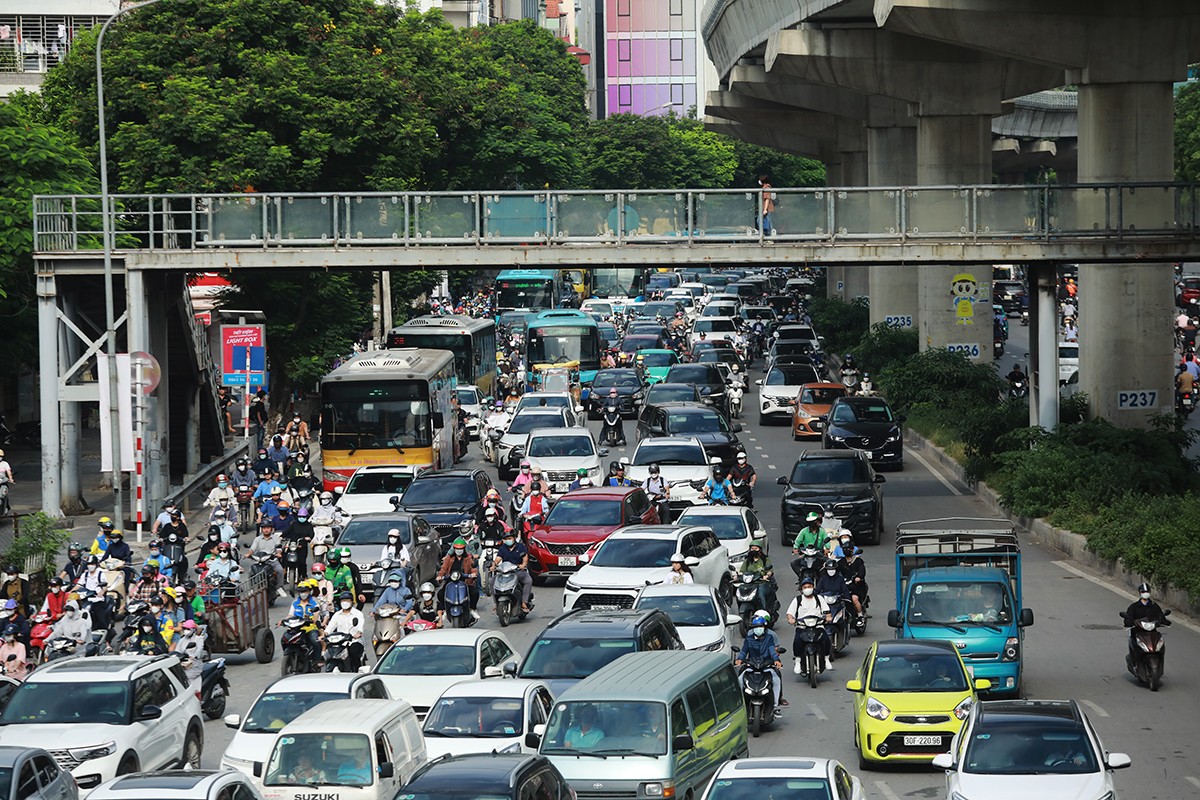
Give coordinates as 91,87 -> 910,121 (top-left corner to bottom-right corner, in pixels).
1002,637 -> 1020,662
865,697 -> 890,721
953,697 -> 973,720
69,741 -> 117,762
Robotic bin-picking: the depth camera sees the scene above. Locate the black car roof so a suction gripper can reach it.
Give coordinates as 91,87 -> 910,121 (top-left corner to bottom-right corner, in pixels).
406,753 -> 539,790
540,608 -> 663,636
650,402 -> 717,414
795,450 -> 863,462
836,396 -> 893,408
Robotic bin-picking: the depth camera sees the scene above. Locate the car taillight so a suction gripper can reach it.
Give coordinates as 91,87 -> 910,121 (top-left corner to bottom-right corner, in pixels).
195,690 -> 203,700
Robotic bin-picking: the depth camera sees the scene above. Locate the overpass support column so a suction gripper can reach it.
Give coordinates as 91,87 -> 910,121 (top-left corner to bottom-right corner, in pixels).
1029,264 -> 1058,429
1077,82 -> 1175,424
916,113 -> 993,365
36,273 -> 62,517
839,147 -> 871,302
867,125 -> 918,332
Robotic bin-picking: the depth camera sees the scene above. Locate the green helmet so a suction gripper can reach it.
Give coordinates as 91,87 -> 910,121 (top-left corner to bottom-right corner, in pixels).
338,547 -> 352,560
749,538 -> 766,551
453,536 -> 468,546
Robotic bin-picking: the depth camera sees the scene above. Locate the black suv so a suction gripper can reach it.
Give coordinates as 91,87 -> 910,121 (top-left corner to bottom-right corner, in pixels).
635,402 -> 744,466
588,368 -> 648,418
664,363 -> 729,414
821,395 -> 905,468
776,450 -> 885,545
643,382 -> 707,407
402,753 -> 572,800
516,608 -> 684,696
397,469 -> 493,545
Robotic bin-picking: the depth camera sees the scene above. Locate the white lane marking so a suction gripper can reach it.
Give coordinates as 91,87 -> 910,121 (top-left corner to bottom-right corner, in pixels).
754,446 -> 763,451
1078,699 -> 1109,718
874,781 -> 902,800
807,703 -> 827,720
1185,776 -> 1200,792
904,446 -> 964,496
1053,561 -> 1200,635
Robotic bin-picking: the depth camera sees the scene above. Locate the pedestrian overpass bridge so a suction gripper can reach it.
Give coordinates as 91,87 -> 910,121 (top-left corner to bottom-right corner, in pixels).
32,184 -> 1200,271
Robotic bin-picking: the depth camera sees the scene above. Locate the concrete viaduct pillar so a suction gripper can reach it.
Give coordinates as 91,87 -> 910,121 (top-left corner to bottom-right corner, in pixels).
866,121 -> 917,332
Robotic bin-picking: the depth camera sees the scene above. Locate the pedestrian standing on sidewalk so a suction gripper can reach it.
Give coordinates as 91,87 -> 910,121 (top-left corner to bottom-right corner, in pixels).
0,449 -> 12,516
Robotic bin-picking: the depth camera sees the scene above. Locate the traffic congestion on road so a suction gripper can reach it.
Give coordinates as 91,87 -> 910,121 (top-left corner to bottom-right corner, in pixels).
1,264 -> 1197,800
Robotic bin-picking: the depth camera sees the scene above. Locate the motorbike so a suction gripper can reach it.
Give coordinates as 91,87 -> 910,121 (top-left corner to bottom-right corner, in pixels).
793,547 -> 822,589
323,630 -> 358,673
600,405 -> 626,446
200,657 -> 230,719
738,649 -> 785,738
1009,378 -> 1029,399
250,552 -> 280,604
1177,391 -> 1195,417
994,338 -> 1005,358
280,616 -> 322,676
477,538 -> 500,594
1120,609 -> 1171,691
646,490 -> 670,524
441,570 -> 473,629
282,540 -> 304,585
728,382 -> 744,418
44,635 -> 88,662
820,593 -> 851,655
839,368 -> 861,393
492,561 -> 531,628
735,572 -> 778,636
794,613 -> 827,688
857,379 -> 877,397
372,604 -> 404,656
405,617 -> 438,633
1020,309 -> 1030,326
292,478 -> 316,515
112,599 -> 151,650
730,478 -> 754,509
28,612 -> 56,664
235,485 -> 255,533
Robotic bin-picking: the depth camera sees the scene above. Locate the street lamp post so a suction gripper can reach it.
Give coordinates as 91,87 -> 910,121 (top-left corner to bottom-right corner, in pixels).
96,0 -> 161,526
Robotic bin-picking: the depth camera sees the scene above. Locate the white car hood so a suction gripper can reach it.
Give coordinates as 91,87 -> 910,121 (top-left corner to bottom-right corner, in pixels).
760,385 -> 798,401
952,772 -> 1109,800
0,723 -> 122,751
375,675 -> 470,709
423,734 -> 525,760
337,495 -> 399,516
625,465 -> 708,484
528,456 -> 598,472
676,625 -> 725,651
573,565 -> 673,590
222,729 -> 280,771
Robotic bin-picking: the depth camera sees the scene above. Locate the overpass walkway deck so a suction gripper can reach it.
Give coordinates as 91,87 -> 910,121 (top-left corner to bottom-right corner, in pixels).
32,184 -> 1200,270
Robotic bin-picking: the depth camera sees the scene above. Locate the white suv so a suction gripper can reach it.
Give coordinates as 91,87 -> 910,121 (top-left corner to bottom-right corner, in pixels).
0,655 -> 204,792
621,436 -> 717,517
336,464 -> 426,516
523,427 -> 608,494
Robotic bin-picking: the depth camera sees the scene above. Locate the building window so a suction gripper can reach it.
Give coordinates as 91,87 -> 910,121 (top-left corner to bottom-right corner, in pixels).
618,84 -> 632,108
669,38 -> 683,61
617,39 -> 630,62
669,0 -> 683,14
617,0 -> 630,17
0,15 -> 102,75
671,84 -> 684,106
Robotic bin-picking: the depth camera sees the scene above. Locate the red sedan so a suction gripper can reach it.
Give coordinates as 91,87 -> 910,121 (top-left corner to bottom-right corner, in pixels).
526,486 -> 660,580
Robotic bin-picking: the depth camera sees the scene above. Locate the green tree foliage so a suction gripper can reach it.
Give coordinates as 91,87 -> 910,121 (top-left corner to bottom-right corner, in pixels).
1175,81 -> 1200,182
806,296 -> 869,356
0,100 -> 98,383
727,137 -> 826,188
582,113 -> 736,189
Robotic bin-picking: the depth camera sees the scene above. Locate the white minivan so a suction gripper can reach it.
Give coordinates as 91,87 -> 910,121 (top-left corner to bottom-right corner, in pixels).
259,699 -> 426,800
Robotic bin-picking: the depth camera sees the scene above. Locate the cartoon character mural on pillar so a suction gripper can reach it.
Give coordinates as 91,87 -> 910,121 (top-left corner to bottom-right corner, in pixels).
950,273 -> 979,325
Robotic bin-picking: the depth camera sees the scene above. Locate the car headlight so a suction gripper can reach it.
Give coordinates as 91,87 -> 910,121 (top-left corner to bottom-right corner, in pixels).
641,780 -> 675,798
565,580 -> 580,592
830,435 -> 846,442
886,428 -> 902,443
1002,637 -> 1020,662
951,793 -> 972,800
528,536 -> 547,550
865,697 -> 890,721
69,741 -> 117,762
953,697 -> 973,720
703,639 -> 726,652
498,741 -> 522,753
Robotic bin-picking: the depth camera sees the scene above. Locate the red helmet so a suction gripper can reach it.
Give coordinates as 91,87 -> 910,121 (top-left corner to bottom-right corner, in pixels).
311,563 -> 327,574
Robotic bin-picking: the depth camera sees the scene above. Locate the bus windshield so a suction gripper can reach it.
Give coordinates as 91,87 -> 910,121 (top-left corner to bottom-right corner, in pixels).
528,326 -> 600,367
593,267 -> 644,298
497,278 -> 555,310
321,380 -> 432,450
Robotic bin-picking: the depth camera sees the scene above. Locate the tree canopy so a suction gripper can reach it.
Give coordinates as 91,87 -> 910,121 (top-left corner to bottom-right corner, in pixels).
1176,81 -> 1200,182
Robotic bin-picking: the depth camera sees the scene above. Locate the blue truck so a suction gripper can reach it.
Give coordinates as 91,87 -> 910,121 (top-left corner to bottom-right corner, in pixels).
885,519 -> 1034,697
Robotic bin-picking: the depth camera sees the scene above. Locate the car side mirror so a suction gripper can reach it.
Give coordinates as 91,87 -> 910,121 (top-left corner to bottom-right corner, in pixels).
223,713 -> 241,729
931,753 -> 954,770
1106,752 -> 1132,770
816,415 -> 828,422
388,495 -> 401,509
417,534 -> 436,545
137,704 -> 163,721
575,405 -> 585,413
503,661 -> 518,677
725,613 -> 740,627
731,422 -> 743,433
755,380 -> 763,386
483,666 -> 503,678
619,456 -> 631,466
708,456 -> 722,465
333,486 -> 345,495
599,448 -> 610,457
845,679 -> 863,693
378,762 -> 395,779
776,476 -> 788,485
887,609 -> 901,628
873,475 -> 886,483
671,734 -> 694,751
648,426 -> 664,436
253,763 -> 263,778
896,414 -> 907,423
974,678 -> 991,691
525,731 -> 542,749
1019,608 -> 1035,627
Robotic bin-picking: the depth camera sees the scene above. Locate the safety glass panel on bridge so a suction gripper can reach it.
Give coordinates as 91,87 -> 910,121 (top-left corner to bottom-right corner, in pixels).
770,189 -> 830,239
343,195 -> 409,242
831,189 -> 899,238
974,187 -> 1042,237
1117,185 -> 1181,234
483,194 -> 549,242
1045,186 -> 1112,235
201,195 -> 269,245
273,196 -> 338,244
621,192 -> 690,241
693,191 -> 757,240
552,192 -> 620,240
904,188 -> 971,238
413,194 -> 479,242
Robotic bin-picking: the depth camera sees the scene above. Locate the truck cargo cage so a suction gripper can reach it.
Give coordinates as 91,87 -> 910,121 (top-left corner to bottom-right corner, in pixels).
894,518 -> 1022,605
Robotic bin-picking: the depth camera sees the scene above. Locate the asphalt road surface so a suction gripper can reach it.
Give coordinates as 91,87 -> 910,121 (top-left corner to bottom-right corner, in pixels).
200,381 -> 1200,800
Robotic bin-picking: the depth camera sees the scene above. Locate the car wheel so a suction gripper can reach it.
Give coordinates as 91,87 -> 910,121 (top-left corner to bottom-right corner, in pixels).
757,412 -> 768,426
717,575 -> 734,607
182,726 -> 203,769
117,754 -> 138,776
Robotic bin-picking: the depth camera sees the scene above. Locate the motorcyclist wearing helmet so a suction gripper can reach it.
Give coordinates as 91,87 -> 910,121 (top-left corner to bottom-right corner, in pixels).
404,582 -> 442,628
266,434 -> 290,475
40,576 -> 69,619
703,466 -> 736,505
324,548 -> 358,599
309,563 -> 335,610
251,447 -> 274,478
436,537 -> 480,620
567,468 -> 590,492
131,563 -> 168,603
786,576 -> 834,674
204,473 -> 236,510
843,547 -> 869,617
206,543 -> 241,583
231,457 -> 256,488
1006,363 -> 1027,387
289,579 -> 321,623
106,526 -> 134,565
129,615 -> 169,656
323,591 -> 366,671
373,572 -> 414,613
60,542 -> 87,585
790,512 -> 829,578
511,461 -> 534,495
476,507 -> 510,545
475,488 -> 507,527
245,520 -> 287,590
728,452 -> 757,508
605,463 -> 632,488
642,464 -> 670,519
815,558 -> 848,602
378,528 -> 411,577
518,482 -> 552,519
740,539 -> 778,613
144,540 -> 174,582
89,517 -> 115,556
735,613 -> 784,715
252,469 -> 284,505
1123,583 -> 1171,630
494,531 -> 534,612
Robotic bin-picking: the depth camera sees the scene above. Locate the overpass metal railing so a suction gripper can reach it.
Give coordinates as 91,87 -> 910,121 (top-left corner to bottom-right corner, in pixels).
31,184 -> 1200,254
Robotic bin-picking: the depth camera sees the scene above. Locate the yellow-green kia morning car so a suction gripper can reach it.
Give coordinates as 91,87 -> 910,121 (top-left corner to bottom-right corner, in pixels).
846,639 -> 988,770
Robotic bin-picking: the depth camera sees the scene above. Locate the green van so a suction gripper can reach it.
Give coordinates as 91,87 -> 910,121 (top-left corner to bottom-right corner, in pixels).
534,651 -> 748,800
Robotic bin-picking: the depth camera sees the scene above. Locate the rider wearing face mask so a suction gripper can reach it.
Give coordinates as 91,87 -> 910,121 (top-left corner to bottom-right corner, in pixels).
436,538 -> 480,621
40,577 -> 69,618
494,532 -> 534,612
60,542 -> 87,585
204,474 -> 236,510
47,600 -> 90,647
786,576 -> 834,674
205,543 -> 242,583
323,592 -> 366,671
735,613 -> 785,715
0,565 -> 29,610
0,624 -> 28,681
105,529 -> 134,566
209,496 -> 239,528
130,617 -> 168,655
814,559 -> 847,601
174,620 -> 208,684
404,582 -> 442,628
373,573 -> 413,613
